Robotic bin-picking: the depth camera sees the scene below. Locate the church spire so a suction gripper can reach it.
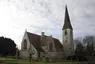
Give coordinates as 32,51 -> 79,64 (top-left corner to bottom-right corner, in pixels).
62,5 -> 73,30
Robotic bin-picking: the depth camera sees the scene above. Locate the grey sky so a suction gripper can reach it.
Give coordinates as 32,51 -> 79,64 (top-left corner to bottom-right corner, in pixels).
0,0 -> 95,48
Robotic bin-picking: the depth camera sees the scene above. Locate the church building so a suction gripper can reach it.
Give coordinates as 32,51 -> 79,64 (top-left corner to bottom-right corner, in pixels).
20,6 -> 74,60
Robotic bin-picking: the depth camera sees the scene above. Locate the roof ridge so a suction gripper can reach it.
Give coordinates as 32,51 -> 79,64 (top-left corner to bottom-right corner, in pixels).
26,31 -> 41,36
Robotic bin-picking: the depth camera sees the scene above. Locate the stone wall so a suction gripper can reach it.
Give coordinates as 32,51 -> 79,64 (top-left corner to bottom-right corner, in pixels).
62,29 -> 74,57
20,50 -> 29,58
20,50 -> 38,60
40,52 -> 64,60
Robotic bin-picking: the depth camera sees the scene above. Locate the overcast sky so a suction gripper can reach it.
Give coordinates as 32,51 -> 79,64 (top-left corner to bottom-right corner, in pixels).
0,0 -> 95,48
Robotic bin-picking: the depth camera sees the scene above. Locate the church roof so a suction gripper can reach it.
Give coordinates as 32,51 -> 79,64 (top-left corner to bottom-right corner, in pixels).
62,5 -> 73,30
26,31 -> 63,52
53,38 -> 63,52
26,32 -> 44,52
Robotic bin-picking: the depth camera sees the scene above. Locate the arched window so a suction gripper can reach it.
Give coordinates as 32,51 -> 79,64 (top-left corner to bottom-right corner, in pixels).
65,30 -> 67,35
24,39 -> 27,49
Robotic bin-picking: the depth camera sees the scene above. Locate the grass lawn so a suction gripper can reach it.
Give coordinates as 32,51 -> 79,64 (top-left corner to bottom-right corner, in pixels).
0,57 -> 79,64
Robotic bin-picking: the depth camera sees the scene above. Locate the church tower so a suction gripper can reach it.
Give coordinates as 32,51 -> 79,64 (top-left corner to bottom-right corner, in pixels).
62,5 -> 74,57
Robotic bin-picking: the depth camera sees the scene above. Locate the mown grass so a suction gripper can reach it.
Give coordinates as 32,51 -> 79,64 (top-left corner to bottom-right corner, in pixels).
0,57 -> 79,64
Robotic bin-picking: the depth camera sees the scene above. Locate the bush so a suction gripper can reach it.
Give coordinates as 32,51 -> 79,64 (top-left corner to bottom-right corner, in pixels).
67,55 -> 88,61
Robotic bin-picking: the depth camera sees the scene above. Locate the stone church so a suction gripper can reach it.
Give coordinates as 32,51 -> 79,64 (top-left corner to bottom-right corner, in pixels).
20,6 -> 74,60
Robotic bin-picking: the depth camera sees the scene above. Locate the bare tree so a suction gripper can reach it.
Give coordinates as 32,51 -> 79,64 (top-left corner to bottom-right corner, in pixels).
75,42 -> 84,56
83,36 -> 94,49
83,35 -> 94,55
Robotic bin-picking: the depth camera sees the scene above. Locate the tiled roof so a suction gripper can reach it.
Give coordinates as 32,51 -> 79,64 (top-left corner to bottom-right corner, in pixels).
26,31 -> 63,52
53,38 -> 63,52
26,32 -> 44,52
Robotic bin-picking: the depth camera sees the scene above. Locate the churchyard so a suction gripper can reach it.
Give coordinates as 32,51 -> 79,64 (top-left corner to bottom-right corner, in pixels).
0,57 -> 95,64
0,57 -> 79,64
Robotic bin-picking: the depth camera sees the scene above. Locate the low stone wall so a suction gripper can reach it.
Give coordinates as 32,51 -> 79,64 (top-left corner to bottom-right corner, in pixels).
40,52 -> 64,60
20,51 -> 64,60
56,52 -> 64,59
20,50 -> 38,60
20,50 -> 29,59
